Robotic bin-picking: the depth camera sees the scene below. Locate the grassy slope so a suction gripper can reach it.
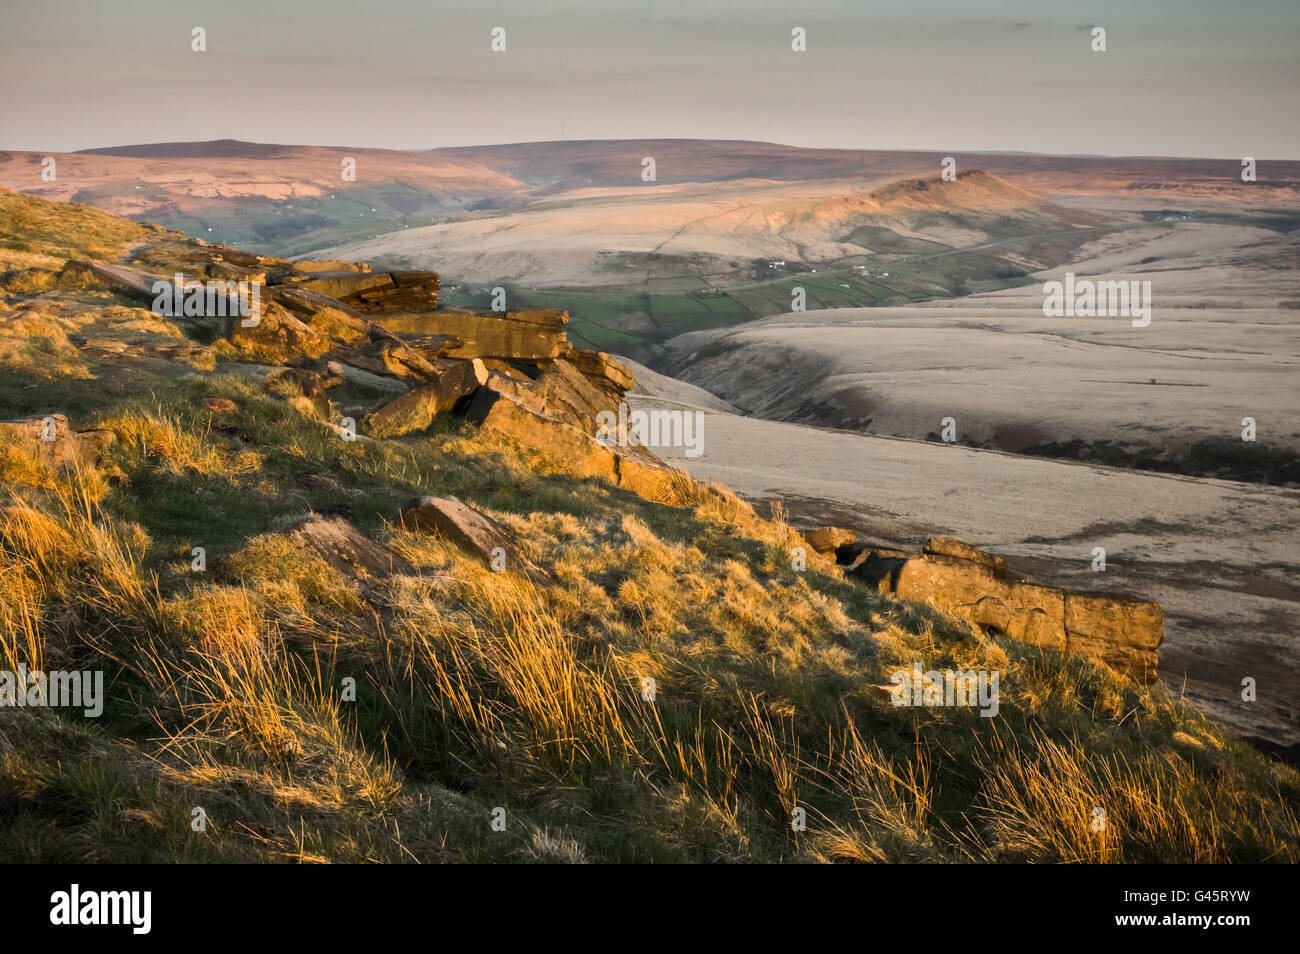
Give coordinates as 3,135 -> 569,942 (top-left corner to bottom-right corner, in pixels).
0,193 -> 1297,863
0,189 -> 150,270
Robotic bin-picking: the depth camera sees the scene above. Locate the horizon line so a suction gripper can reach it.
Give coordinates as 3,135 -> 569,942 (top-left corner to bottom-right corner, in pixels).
2,137 -> 1295,165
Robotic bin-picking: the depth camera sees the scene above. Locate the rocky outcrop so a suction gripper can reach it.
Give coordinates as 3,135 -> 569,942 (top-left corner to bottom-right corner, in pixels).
461,385 -> 678,498
363,358 -> 489,437
571,350 -> 635,401
464,387 -> 620,483
922,536 -> 1007,578
279,270 -> 397,301
483,357 -> 619,434
223,300 -> 335,364
47,240 -> 673,506
828,531 -> 1164,681
1064,593 -> 1164,679
188,239 -> 283,271
205,261 -> 266,285
213,259 -> 672,501
278,269 -> 440,313
267,286 -> 371,345
291,259 -> 372,274
55,255 -> 435,322
894,558 -> 1066,651
399,495 -> 552,584
396,309 -> 571,361
349,332 -> 441,381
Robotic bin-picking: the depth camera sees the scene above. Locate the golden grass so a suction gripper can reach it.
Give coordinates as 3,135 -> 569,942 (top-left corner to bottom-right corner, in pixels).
968,724 -> 1300,863
0,188 -> 147,262
99,406 -> 261,477
0,310 -> 91,379
0,362 -> 1295,863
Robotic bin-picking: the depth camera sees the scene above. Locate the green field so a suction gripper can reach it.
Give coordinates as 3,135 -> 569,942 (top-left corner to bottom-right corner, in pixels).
441,258 -> 1040,361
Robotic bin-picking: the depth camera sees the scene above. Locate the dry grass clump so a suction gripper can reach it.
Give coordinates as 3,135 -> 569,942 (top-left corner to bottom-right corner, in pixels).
1,267 -> 60,295
99,406 -> 260,477
0,310 -> 91,379
0,431 -> 61,490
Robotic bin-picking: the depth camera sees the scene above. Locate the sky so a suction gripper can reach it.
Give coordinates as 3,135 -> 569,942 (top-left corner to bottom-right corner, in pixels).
1,0 -> 1296,158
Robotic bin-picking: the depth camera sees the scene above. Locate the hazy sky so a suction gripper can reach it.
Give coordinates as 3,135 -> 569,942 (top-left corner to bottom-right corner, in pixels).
2,0 -> 1296,157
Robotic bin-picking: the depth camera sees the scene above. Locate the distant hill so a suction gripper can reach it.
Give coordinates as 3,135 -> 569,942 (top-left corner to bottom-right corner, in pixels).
0,139 -> 1295,259
0,142 -> 525,255
318,167 -> 1108,355
2,139 -> 1297,358
432,139 -> 1300,197
76,138 -> 298,159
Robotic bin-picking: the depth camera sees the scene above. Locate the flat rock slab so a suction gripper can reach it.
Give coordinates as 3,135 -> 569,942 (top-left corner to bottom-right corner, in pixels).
399,495 -> 553,584
288,515 -> 414,589
59,260 -> 156,302
290,260 -> 373,274
403,310 -> 570,361
324,359 -> 408,395
285,271 -> 396,300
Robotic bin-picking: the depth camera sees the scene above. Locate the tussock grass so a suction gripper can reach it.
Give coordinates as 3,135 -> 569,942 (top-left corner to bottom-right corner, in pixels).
0,310 -> 91,379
